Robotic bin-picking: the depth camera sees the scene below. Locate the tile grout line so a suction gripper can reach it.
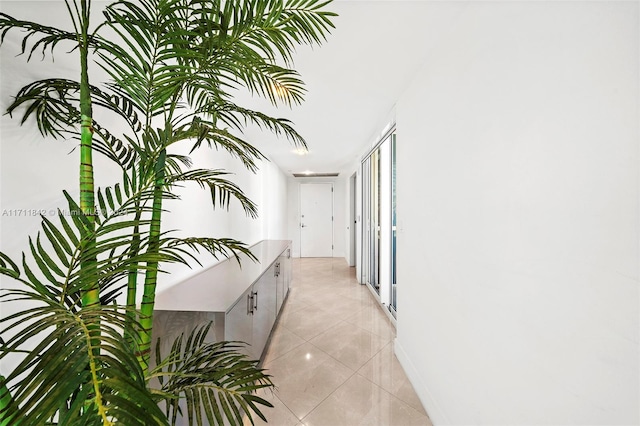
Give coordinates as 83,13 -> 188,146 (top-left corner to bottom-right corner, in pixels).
265,258 -> 431,425
288,259 -> 369,423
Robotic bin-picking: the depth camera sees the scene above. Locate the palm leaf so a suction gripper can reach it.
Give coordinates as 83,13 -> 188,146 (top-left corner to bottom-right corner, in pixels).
150,323 -> 273,426
0,292 -> 168,426
162,237 -> 258,267
98,0 -> 193,118
178,0 -> 335,104
0,173 -> 184,310
0,12 -> 79,61
166,168 -> 258,218
5,78 -> 143,170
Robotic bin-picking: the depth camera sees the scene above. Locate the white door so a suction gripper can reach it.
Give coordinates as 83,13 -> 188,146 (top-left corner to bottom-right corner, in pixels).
300,183 -> 333,257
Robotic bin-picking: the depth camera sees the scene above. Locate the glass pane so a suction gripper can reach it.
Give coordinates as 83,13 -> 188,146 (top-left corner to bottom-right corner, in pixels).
362,159 -> 370,285
390,133 -> 397,314
370,148 -> 380,293
360,127 -> 396,305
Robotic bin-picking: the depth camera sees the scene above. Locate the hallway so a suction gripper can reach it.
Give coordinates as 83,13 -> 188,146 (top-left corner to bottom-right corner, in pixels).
247,258 -> 432,426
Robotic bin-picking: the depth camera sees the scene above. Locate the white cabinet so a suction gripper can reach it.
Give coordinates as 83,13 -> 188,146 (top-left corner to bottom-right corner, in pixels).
275,259 -> 285,314
275,248 -> 291,313
284,247 -> 291,294
225,287 -> 254,357
153,240 -> 292,362
250,268 -> 277,359
226,262 -> 278,359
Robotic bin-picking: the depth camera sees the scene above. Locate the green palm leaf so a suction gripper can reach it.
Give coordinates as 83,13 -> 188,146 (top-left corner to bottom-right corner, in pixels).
162,237 -> 257,266
166,168 -> 258,218
150,323 -> 273,426
0,12 -> 79,61
5,78 -> 142,170
0,293 -> 168,425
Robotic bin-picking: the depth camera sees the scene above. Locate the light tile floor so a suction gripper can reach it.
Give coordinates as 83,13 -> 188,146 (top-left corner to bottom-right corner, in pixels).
246,257 -> 432,426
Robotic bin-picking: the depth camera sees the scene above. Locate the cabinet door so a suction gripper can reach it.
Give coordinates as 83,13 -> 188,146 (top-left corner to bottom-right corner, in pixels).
284,247 -> 292,296
276,256 -> 285,313
251,267 -> 277,359
225,288 -> 253,358
278,248 -> 292,306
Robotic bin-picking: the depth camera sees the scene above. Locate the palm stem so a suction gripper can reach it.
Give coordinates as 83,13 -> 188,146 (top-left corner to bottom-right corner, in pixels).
78,0 -> 98,309
137,149 -> 166,373
124,209 -> 142,347
77,3 -> 101,420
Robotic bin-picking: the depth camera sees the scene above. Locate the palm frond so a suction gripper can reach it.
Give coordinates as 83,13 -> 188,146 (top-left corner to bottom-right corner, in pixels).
0,170 -> 185,310
0,293 -> 168,426
165,153 -> 194,176
6,78 -> 143,172
180,0 -> 335,105
162,237 -> 257,267
214,102 -> 305,146
166,169 -> 258,218
186,99 -> 306,149
172,116 -> 267,173
150,323 -> 273,426
92,125 -> 140,170
98,0 -> 194,118
6,78 -> 81,138
0,13 -> 78,61
98,0 -> 336,119
0,252 -> 20,280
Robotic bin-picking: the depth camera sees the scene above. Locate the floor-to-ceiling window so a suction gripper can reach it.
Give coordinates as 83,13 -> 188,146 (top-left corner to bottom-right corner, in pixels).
390,133 -> 397,317
373,149 -> 381,293
361,127 -> 396,316
362,156 -> 371,289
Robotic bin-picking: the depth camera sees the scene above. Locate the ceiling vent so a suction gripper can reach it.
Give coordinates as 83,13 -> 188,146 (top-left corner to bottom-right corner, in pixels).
292,172 -> 340,178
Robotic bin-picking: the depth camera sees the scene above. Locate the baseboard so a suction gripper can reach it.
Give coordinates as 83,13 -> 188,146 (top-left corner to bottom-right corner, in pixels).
394,339 -> 450,425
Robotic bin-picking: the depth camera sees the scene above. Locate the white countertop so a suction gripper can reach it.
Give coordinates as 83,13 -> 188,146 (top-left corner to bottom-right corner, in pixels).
154,240 -> 291,313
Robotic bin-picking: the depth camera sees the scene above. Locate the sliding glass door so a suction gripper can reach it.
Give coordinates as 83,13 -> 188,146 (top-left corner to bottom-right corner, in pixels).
390,133 -> 397,316
361,128 -> 396,317
362,149 -> 380,293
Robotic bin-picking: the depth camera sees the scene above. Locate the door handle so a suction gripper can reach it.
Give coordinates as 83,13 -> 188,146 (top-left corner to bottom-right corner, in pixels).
253,291 -> 258,311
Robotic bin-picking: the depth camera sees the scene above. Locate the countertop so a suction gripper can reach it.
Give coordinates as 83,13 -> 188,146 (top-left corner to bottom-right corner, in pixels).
154,239 -> 291,313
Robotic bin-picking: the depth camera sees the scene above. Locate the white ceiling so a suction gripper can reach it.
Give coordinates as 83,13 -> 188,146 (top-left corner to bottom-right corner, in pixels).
235,1 -> 467,177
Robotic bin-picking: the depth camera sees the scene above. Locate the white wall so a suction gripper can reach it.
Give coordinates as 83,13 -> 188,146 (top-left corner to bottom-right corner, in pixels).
286,176 -> 347,258
395,2 -> 639,425
261,161 -> 289,240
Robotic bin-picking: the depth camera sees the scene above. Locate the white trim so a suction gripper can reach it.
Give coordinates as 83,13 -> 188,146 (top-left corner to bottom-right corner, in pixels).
364,277 -> 381,301
361,122 -> 397,163
394,340 -> 450,426
381,303 -> 397,327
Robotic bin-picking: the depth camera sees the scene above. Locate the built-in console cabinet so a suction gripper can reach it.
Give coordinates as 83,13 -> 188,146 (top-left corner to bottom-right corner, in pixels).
153,240 -> 292,361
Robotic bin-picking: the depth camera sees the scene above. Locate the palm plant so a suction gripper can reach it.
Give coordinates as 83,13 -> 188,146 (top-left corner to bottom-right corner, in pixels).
97,0 -> 335,371
0,0 -> 335,424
